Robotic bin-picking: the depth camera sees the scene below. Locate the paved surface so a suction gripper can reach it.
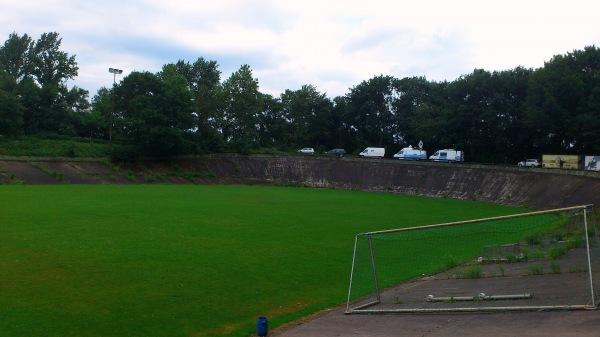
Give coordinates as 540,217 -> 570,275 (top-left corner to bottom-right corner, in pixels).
273,245 -> 600,337
271,307 -> 600,337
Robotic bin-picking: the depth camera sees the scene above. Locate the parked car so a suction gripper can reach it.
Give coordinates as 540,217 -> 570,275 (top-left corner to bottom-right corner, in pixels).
518,159 -> 541,167
325,148 -> 346,157
297,148 -> 315,154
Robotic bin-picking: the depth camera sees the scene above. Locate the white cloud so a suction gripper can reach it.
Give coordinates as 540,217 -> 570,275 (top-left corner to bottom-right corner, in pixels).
1,0 -> 599,98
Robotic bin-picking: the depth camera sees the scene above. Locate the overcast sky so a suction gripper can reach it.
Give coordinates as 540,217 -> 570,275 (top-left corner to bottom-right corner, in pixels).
2,0 -> 599,98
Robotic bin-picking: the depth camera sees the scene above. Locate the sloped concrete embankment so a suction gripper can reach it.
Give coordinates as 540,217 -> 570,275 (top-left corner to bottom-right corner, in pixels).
1,154 -> 599,209
169,154 -> 600,209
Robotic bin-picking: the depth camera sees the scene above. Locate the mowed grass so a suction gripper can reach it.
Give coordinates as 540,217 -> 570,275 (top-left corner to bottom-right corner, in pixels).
0,185 -> 524,337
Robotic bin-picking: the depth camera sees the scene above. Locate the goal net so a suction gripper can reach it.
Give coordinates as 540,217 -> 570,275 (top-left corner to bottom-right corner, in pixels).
346,205 -> 600,313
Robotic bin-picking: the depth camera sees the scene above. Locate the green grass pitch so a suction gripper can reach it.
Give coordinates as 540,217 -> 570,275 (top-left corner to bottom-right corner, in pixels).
0,185 -> 524,336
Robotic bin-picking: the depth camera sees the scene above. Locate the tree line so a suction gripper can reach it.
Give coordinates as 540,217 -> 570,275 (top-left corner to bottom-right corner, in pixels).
1,32 -> 599,163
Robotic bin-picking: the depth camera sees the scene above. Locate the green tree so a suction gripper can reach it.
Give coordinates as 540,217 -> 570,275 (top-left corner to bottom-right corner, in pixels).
392,76 -> 448,153
526,46 -> 600,154
169,58 -> 224,151
0,32 -> 32,83
443,68 -> 531,163
256,93 -> 285,148
114,71 -> 195,157
0,32 -> 84,135
330,96 -> 358,152
0,69 -> 24,136
222,64 -> 262,151
346,75 -> 399,148
82,87 -> 111,140
280,84 -> 333,150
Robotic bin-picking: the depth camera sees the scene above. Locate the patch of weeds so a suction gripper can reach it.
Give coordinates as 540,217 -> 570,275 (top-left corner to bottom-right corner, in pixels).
498,265 -> 505,277
171,164 -> 182,172
565,235 -> 584,250
444,297 -> 456,303
551,231 -> 566,242
143,174 -> 167,183
125,170 -> 137,183
52,171 -> 64,182
530,250 -> 545,261
31,163 -> 65,183
457,266 -> 482,279
550,261 -> 561,274
527,264 -> 544,275
548,246 -> 566,260
525,233 -> 542,246
191,171 -> 216,178
275,182 -> 306,188
442,255 -> 461,271
504,252 -> 518,263
102,159 -> 120,172
66,143 -> 76,157
569,266 -> 587,273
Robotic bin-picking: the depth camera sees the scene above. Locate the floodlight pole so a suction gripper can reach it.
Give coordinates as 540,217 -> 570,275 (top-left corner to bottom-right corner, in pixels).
108,68 -> 123,152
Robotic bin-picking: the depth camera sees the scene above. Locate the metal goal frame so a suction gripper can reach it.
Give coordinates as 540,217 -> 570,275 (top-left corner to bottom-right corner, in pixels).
346,205 -> 599,314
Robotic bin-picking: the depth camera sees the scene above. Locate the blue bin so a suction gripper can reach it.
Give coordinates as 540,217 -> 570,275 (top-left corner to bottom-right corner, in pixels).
257,316 -> 268,336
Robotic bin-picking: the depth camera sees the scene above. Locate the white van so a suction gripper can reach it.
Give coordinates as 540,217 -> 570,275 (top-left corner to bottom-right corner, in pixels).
429,149 -> 464,162
393,146 -> 427,160
359,147 -> 385,158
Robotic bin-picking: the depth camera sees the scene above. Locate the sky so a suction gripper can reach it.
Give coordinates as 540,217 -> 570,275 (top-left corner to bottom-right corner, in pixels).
1,0 -> 599,99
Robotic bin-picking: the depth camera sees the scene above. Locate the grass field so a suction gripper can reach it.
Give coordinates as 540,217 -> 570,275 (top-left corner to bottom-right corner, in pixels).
0,185 -> 525,336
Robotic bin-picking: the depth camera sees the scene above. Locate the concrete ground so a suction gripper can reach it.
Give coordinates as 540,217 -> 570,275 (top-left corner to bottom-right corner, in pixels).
273,245 -> 600,337
271,307 -> 600,337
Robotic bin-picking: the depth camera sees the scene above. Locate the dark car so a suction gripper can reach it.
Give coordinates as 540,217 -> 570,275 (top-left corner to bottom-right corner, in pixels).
325,148 -> 346,157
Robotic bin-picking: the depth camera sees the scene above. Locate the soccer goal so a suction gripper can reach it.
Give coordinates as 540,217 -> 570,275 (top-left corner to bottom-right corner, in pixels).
346,205 -> 600,313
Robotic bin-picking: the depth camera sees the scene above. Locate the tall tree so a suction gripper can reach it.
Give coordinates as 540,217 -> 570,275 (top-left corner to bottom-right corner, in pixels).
0,32 -> 32,83
346,75 -> 399,148
392,76 -> 447,153
221,64 -> 262,150
28,32 -> 78,88
443,68 -> 531,163
0,32 -> 84,135
280,84 -> 332,149
526,46 -> 600,154
256,93 -> 285,148
0,69 -> 24,136
330,96 -> 358,151
170,58 -> 224,151
84,87 -> 111,140
114,71 -> 194,156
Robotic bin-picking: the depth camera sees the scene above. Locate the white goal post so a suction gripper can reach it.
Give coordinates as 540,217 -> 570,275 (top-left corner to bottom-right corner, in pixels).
346,205 -> 600,314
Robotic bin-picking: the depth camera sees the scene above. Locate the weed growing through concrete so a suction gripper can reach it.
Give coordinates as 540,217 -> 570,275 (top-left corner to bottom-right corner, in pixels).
527,264 -> 544,275
549,246 -> 566,260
